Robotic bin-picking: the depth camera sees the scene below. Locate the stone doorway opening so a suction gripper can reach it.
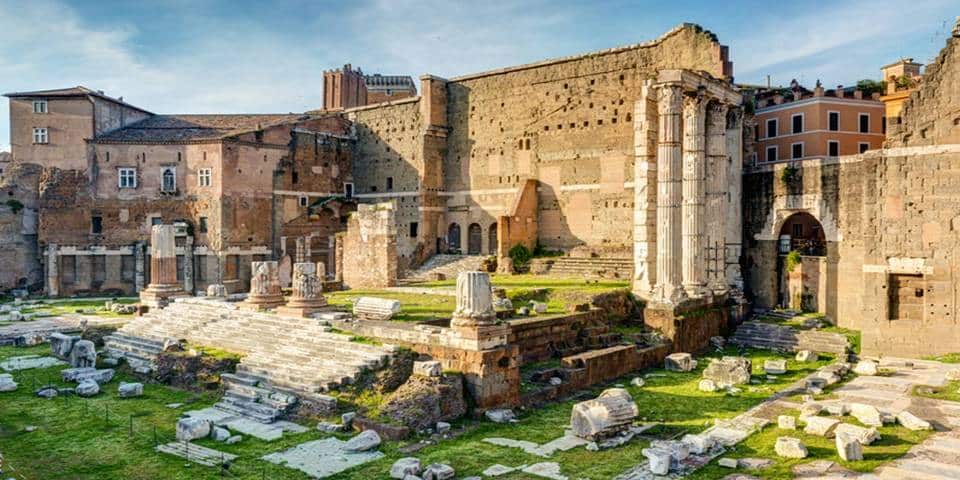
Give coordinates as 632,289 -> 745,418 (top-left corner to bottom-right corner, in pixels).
447,223 -> 461,253
777,212 -> 828,311
467,223 -> 482,254
488,222 -> 498,255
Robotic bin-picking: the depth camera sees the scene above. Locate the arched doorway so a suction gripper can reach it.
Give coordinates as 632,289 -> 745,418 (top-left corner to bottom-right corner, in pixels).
777,212 -> 827,311
468,223 -> 482,254
488,222 -> 498,255
447,223 -> 461,253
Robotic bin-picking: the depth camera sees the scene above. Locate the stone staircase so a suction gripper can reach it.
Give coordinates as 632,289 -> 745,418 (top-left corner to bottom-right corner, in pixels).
729,318 -> 850,355
405,254 -> 487,281
530,256 -> 633,279
105,298 -> 396,404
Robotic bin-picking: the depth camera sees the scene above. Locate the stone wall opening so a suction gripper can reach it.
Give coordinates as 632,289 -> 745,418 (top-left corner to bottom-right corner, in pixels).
488,222 -> 498,255
778,212 -> 826,256
447,223 -> 461,253
468,223 -> 482,254
888,273 -> 925,321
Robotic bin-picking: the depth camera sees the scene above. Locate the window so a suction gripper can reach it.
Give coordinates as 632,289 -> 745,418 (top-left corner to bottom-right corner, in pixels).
791,114 -> 803,134
386,177 -> 393,191
299,195 -> 308,207
766,146 -> 778,162
791,142 -> 804,159
409,222 -> 419,238
828,111 -> 840,131
858,142 -> 870,154
792,223 -> 803,238
91,216 -> 103,234
291,170 -> 298,184
828,140 -> 840,157
118,168 -> 137,188
33,100 -> 47,114
199,217 -> 208,233
151,217 -> 163,226
32,127 -> 48,144
766,118 -> 778,138
344,183 -> 354,198
859,113 -> 870,133
160,167 -> 176,192
198,168 -> 212,187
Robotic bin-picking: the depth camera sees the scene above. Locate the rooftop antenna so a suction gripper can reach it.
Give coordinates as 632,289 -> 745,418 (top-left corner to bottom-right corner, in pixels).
766,75 -> 771,88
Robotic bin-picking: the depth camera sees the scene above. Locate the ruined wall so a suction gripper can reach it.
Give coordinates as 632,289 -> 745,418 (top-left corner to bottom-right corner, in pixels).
341,203 -> 398,289
0,163 -> 42,290
887,30 -> 960,147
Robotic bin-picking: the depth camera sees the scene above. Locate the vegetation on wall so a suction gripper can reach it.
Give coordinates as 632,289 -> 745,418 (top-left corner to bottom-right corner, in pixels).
779,164 -> 799,187
785,250 -> 802,273
5,199 -> 23,213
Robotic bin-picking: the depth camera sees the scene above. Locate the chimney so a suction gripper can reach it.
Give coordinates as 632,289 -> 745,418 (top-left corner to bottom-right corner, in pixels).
814,85 -> 824,97
853,89 -> 863,100
871,92 -> 881,100
836,85 -> 844,98
773,94 -> 784,105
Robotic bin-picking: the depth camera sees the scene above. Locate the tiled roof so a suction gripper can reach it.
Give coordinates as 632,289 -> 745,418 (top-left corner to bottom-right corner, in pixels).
363,74 -> 416,90
93,114 -> 310,142
3,86 -> 152,114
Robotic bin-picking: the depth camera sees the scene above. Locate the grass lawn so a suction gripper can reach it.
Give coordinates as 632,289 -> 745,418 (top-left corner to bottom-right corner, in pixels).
15,298 -> 139,319
913,380 -> 960,403
326,275 -> 631,323
0,341 -> 921,480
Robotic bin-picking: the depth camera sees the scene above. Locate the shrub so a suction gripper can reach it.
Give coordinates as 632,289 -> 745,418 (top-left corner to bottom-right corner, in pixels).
5,199 -> 23,213
780,165 -> 799,186
785,250 -> 802,273
508,243 -> 532,267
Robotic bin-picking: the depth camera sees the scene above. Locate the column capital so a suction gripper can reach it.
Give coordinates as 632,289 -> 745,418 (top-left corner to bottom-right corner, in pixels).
656,84 -> 684,113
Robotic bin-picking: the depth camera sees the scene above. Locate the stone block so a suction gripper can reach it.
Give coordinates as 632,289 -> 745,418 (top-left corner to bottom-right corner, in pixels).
176,417 -> 212,442
699,379 -> 718,392
413,361 -> 442,377
485,409 -> 516,423
853,360 -> 878,376
703,356 -> 752,387
774,437 -> 808,458
344,430 -> 381,452
49,332 -> 78,359
850,403 -> 883,427
211,426 -> 231,442
0,373 -> 17,392
718,457 -> 739,468
681,433 -> 714,454
834,423 -> 880,445
835,432 -> 863,461
570,388 -> 639,440
803,416 -> 840,437
796,350 -> 818,362
665,353 -> 696,372
76,380 -> 99,397
642,447 -> 672,475
763,359 -> 787,375
896,411 -> 931,431
118,382 -> 144,398
354,297 -> 402,321
391,457 -> 422,479
422,463 -> 455,480
778,415 -> 796,430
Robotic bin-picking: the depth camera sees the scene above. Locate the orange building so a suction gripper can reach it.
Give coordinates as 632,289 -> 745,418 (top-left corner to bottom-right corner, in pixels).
879,58 -> 923,126
752,83 -> 885,163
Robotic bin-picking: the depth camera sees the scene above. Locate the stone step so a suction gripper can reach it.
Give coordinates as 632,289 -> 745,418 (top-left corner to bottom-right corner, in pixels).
215,397 -> 283,423
156,441 -> 237,467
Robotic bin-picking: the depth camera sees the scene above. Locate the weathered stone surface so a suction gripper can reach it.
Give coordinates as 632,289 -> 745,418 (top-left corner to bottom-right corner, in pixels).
850,403 -> 883,427
226,435 -> 242,444
681,433 -> 715,454
317,421 -> 344,433
703,356 -> 752,387
699,379 -> 718,392
834,423 -> 880,445
0,373 -> 17,392
531,301 -> 548,314
485,409 -> 517,423
422,463 -> 455,480
642,447 -> 672,475
835,432 -> 863,461
778,415 -> 796,430
665,353 -> 696,372
450,271 -> 496,328
799,402 -> 822,417
391,457 -> 422,479
36,386 -> 58,398
896,411 -> 932,431
118,382 -> 144,398
803,416 -> 840,438
176,417 -> 212,442
0,355 -> 67,371
796,350 -> 818,362
49,332 -> 78,359
69,339 -> 97,368
211,426 -> 231,442
354,296 -> 402,320
344,430 -> 382,452
853,360 -> 878,376
413,361 -> 441,377
718,457 -> 739,468
342,411 -> 357,428
261,437 -> 384,478
775,437 -> 808,458
570,388 -> 639,440
206,284 -> 227,297
763,359 -> 786,375
61,367 -> 115,385
381,374 -> 465,431
76,379 -> 100,397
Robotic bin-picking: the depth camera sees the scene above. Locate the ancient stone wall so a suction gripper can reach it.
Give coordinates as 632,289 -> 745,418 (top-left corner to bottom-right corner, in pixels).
0,162 -> 42,290
341,203 -> 398,289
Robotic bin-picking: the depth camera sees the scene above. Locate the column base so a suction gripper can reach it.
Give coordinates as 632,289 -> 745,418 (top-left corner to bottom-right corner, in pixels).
275,298 -> 332,318
139,284 -> 188,309
651,283 -> 688,307
683,284 -> 714,300
450,322 -> 510,351
239,294 -> 286,311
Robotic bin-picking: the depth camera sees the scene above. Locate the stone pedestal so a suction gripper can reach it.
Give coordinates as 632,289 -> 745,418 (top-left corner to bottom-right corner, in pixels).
644,295 -> 729,354
276,262 -> 330,318
139,225 -> 187,309
450,271 -> 506,350
240,261 -> 285,310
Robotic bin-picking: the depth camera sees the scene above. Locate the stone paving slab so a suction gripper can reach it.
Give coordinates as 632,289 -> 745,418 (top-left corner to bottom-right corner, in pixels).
225,417 -> 284,441
0,355 -> 67,371
261,438 -> 383,478
483,434 -> 589,458
182,407 -> 238,424
156,441 -> 237,467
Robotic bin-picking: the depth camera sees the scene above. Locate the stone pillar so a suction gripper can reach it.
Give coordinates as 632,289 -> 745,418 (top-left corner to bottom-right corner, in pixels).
240,261 -> 285,310
295,237 -> 307,263
725,108 -> 745,290
276,262 -> 329,318
139,225 -> 187,308
706,102 -> 729,294
183,236 -> 194,295
681,93 -> 709,298
632,81 -> 658,299
46,244 -> 59,297
653,85 -> 686,305
450,271 -> 508,350
134,241 -> 145,293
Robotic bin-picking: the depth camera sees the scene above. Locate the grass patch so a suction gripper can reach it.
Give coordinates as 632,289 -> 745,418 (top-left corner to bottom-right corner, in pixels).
913,381 -> 960,402
17,297 -> 139,319
925,353 -> 960,363
326,291 -> 456,323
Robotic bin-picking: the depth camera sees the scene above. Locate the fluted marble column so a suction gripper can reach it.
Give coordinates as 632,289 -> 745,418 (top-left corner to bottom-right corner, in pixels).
240,260 -> 285,310
706,102 -> 729,294
681,93 -> 709,298
653,85 -> 686,305
451,271 -> 496,327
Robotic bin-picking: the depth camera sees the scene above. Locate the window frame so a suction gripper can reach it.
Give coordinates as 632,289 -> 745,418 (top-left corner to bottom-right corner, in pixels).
118,167 -> 137,189
160,166 -> 177,193
791,113 -> 804,134
766,118 -> 778,138
765,145 -> 778,162
299,195 -> 308,207
32,127 -> 48,144
858,142 -> 870,154
199,216 -> 208,233
198,168 -> 212,187
33,100 -> 48,114
344,182 -> 354,198
858,113 -> 870,134
91,215 -> 103,234
828,111 -> 840,132
791,142 -> 804,160
409,221 -> 419,238
827,140 -> 840,158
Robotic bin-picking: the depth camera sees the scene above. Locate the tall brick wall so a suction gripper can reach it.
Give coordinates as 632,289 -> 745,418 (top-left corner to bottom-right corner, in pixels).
0,162 -> 42,290
341,203 -> 398,289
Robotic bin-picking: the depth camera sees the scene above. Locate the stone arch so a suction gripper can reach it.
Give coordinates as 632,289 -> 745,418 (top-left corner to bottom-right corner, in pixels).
488,222 -> 498,256
777,212 -> 826,256
447,223 -> 461,253
756,193 -> 840,243
468,223 -> 482,254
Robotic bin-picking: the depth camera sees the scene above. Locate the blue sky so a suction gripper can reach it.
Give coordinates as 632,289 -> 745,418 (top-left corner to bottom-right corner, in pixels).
1,0 -> 957,151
